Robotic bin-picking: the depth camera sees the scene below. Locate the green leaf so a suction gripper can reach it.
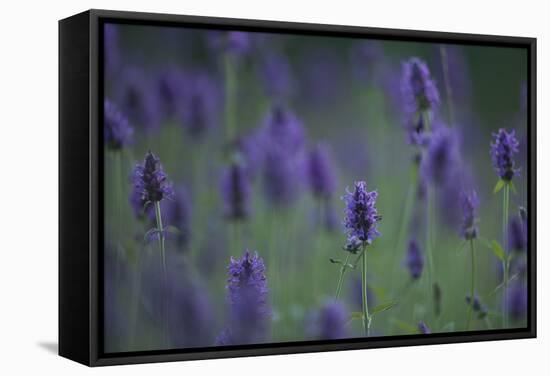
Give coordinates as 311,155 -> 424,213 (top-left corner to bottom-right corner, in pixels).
390,319 -> 418,334
493,179 -> 505,194
371,302 -> 398,315
350,311 -> 363,320
490,240 -> 505,262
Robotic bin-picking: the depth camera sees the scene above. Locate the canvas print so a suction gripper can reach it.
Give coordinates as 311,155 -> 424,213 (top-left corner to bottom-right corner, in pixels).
102,22 -> 529,353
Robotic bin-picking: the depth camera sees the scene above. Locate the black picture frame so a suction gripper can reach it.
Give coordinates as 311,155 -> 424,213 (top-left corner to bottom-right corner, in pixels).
59,8 -> 537,367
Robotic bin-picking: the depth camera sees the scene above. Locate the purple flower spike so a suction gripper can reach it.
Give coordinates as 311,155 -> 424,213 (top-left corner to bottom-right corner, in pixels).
223,250 -> 270,344
220,163 -> 251,220
307,143 -> 337,200
418,321 -> 431,334
309,300 -> 348,340
507,281 -> 527,322
460,190 -> 479,240
263,105 -> 306,155
156,67 -> 187,119
490,128 -> 520,182
163,184 -> 192,248
104,99 -> 133,150
422,124 -> 459,184
508,211 -> 527,252
343,181 -> 382,248
401,57 -> 440,115
258,52 -> 292,99
132,151 -> 174,205
208,31 -> 250,56
405,239 -> 424,280
181,72 -> 221,138
115,67 -> 160,131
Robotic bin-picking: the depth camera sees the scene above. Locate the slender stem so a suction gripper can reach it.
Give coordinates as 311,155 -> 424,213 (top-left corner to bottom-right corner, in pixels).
466,239 -> 476,330
154,201 -> 168,345
334,253 -> 351,300
361,244 -> 371,336
502,183 -> 510,328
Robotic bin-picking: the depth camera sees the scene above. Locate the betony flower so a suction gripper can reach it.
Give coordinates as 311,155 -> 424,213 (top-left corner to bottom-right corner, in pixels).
181,72 -> 221,138
343,181 -> 381,248
132,151 -> 174,205
263,105 -> 306,155
418,321 -> 431,334
258,52 -> 292,99
156,67 -> 187,119
104,99 -> 133,150
422,124 -> 459,184
508,212 -> 527,252
405,239 -> 424,280
490,128 -> 520,182
220,163 -> 251,220
309,300 -> 348,340
507,281 -> 528,322
465,295 -> 488,319
222,250 -> 270,344
208,31 -> 250,56
460,190 -> 479,240
307,143 -> 338,200
115,66 -> 161,131
162,184 -> 192,248
401,57 -> 440,115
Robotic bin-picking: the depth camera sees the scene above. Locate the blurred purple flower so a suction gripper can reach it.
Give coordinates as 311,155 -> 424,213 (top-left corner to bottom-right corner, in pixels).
307,143 -> 338,200
465,294 -> 488,319
208,31 -> 251,56
221,250 -> 270,345
309,300 -> 348,340
436,45 -> 472,109
132,151 -> 174,205
350,41 -> 384,83
163,184 -> 192,249
263,105 -> 306,155
507,281 -> 527,322
220,163 -> 251,220
181,72 -> 221,138
343,181 -> 381,249
405,239 -> 424,280
460,190 -> 479,240
104,99 -> 133,150
114,67 -> 161,131
258,52 -> 293,99
262,147 -> 301,206
490,128 -> 520,182
104,23 -> 120,77
401,57 -> 440,115
418,321 -> 431,334
509,211 -> 527,252
422,124 -> 459,185
142,254 -> 214,347
156,67 -> 187,119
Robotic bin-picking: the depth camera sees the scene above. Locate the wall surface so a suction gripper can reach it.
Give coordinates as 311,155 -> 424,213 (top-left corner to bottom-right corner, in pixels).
0,0 -> 546,374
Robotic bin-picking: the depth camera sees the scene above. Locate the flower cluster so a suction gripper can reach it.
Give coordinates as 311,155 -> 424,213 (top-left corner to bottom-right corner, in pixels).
222,251 -> 270,344
309,300 -> 348,340
401,57 -> 440,115
307,143 -> 337,200
460,190 -> 479,240
490,128 -> 520,182
104,99 -> 133,150
132,151 -> 174,205
509,208 -> 527,252
422,124 -> 459,184
343,181 -> 381,251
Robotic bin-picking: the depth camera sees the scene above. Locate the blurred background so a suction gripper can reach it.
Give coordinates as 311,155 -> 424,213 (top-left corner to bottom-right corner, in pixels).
102,21 -> 528,353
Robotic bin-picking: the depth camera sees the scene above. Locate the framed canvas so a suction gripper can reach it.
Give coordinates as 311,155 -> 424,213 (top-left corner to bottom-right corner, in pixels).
59,9 -> 537,366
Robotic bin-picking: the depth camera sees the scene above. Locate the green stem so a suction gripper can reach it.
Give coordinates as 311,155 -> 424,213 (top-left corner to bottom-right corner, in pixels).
154,201 -> 168,345
466,239 -> 476,330
502,183 -> 510,328
334,253 -> 351,300
361,244 -> 371,336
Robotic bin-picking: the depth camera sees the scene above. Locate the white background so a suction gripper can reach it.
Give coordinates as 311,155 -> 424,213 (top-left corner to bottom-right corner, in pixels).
0,0 -> 546,374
